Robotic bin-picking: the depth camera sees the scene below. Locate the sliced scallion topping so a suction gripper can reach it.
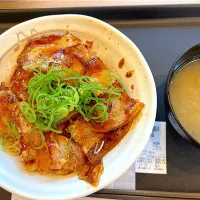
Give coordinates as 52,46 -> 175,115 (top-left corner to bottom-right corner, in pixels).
2,129 -> 11,148
9,120 -> 19,138
88,102 -> 108,122
19,101 -> 36,123
1,120 -> 19,149
19,63 -> 124,134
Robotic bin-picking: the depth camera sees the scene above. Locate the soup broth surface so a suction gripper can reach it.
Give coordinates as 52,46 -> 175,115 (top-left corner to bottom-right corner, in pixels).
170,59 -> 200,141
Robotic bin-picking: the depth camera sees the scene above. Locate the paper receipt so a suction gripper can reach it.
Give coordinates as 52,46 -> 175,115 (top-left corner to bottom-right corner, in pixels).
135,121 -> 167,174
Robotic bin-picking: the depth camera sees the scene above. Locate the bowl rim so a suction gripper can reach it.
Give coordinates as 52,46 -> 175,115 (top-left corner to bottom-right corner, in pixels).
166,43 -> 200,148
0,14 -> 157,200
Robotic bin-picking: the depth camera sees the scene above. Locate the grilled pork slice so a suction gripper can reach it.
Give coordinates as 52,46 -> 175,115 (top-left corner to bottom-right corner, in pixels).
64,43 -> 145,132
17,34 -> 81,69
50,133 -> 103,186
12,107 -> 103,185
26,34 -> 81,49
68,117 -> 104,164
0,88 -> 17,136
90,92 -> 145,132
11,35 -> 86,101
11,34 -> 107,101
88,120 -> 133,164
12,106 -> 68,172
10,67 -> 34,101
0,90 -> 70,173
68,117 -> 133,164
64,43 -> 110,87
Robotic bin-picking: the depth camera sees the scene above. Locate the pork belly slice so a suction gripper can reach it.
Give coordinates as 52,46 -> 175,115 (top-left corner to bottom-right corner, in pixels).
10,67 -> 34,101
64,43 -> 109,87
10,35 -> 86,101
10,60 -> 85,102
19,132 -> 73,175
68,117 -> 104,164
11,34 -> 107,101
50,133 -> 103,186
87,120 -> 133,164
12,106 -> 67,173
68,117 -> 133,165
0,91 -> 70,173
18,44 -> 60,69
18,34 -> 81,70
64,43 -> 145,132
90,92 -> 145,132
13,108 -> 103,185
0,88 -> 17,136
26,34 -> 80,49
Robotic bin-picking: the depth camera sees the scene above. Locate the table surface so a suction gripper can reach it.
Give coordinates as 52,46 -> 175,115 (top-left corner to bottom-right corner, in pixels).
1,6 -> 200,200
0,0 -> 197,9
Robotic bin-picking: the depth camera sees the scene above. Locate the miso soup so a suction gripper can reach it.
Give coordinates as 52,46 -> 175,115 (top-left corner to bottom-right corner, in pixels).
170,59 -> 200,141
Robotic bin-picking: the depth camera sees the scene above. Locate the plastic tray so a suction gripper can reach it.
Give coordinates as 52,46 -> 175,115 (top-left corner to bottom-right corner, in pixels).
1,5 -> 200,199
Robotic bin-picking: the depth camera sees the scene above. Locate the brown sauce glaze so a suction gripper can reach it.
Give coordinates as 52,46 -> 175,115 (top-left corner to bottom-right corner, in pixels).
118,58 -> 125,68
126,70 -> 134,78
11,67 -> 34,101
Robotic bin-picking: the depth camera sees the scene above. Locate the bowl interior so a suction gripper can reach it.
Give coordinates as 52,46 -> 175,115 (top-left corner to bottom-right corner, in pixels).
0,15 -> 156,200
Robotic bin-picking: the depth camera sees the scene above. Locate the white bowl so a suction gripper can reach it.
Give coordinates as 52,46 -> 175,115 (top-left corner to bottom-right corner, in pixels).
0,15 -> 156,200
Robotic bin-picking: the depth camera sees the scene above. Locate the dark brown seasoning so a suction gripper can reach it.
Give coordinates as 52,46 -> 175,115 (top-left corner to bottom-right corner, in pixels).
107,103 -> 112,113
118,58 -> 125,68
11,67 -> 34,101
25,160 -> 35,165
131,84 -> 134,90
85,41 -> 93,48
58,121 -> 70,137
0,82 -> 9,91
126,70 -> 134,78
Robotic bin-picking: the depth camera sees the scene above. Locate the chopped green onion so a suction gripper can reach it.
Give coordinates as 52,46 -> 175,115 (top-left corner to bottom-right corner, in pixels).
1,120 -> 19,149
88,103 -> 108,122
2,129 -> 11,148
19,63 -> 124,135
19,101 -> 36,123
9,120 -> 19,138
104,74 -> 124,92
54,106 -> 69,124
